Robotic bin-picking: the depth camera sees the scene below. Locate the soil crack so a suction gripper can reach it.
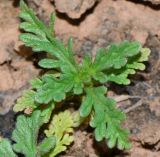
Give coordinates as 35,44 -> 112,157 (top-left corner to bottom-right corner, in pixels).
127,0 -> 160,10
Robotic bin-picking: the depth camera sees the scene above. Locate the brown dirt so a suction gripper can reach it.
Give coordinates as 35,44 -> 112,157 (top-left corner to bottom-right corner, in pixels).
0,0 -> 39,115
0,0 -> 160,156
53,0 -> 100,19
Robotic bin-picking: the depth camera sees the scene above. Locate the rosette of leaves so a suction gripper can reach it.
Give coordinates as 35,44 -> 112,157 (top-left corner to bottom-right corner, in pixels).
12,0 -> 150,154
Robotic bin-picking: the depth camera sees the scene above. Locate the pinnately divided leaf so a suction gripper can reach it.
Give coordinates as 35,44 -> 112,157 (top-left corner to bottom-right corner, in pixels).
80,86 -> 131,149
13,90 -> 38,112
93,41 -> 141,71
0,138 -> 17,157
34,74 -> 73,104
92,43 -> 150,85
12,110 -> 56,157
45,110 -> 74,157
19,0 -> 77,74
106,48 -> 151,85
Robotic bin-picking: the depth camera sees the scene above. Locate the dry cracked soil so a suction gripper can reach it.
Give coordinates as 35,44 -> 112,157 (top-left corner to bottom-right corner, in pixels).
0,0 -> 160,156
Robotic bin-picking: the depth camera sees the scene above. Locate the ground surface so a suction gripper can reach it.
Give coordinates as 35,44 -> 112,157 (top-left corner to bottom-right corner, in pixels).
0,0 -> 160,156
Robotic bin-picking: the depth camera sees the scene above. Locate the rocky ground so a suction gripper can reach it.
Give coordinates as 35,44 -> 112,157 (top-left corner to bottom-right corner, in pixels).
0,0 -> 160,156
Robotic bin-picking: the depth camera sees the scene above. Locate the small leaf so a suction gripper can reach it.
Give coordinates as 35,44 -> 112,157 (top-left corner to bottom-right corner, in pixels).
35,75 -> 73,104
45,110 -> 74,138
49,13 -> 55,34
106,47 -> 151,85
38,136 -> 56,155
30,78 -> 43,89
41,101 -> 55,123
38,59 -> 60,69
93,72 -> 108,83
106,69 -> 135,85
12,110 -> 55,157
0,138 -> 17,157
80,94 -> 93,117
45,110 -> 74,157
93,41 -> 141,71
12,110 -> 42,157
13,90 -> 38,112
73,82 -> 83,95
139,48 -> 150,62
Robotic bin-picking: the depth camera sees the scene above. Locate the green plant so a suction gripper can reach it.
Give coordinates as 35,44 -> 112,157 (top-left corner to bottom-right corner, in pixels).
0,110 -> 56,157
0,0 -> 150,156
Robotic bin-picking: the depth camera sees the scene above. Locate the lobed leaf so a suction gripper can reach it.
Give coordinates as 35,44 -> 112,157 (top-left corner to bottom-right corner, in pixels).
0,138 -> 17,157
45,110 -> 74,157
12,110 -> 56,157
35,74 -> 73,104
19,0 -> 77,73
30,78 -> 43,89
12,110 -> 41,157
93,41 -> 141,71
106,48 -> 151,85
80,86 -> 131,149
13,90 -> 38,112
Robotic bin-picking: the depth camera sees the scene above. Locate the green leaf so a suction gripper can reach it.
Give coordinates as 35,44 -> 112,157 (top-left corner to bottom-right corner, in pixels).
0,138 -> 17,157
49,134 -> 73,157
73,82 -> 83,94
45,110 -> 74,157
38,59 -> 60,69
13,90 -> 38,112
80,93 -> 93,117
71,54 -> 93,94
106,69 -> 135,85
127,48 -> 150,70
106,47 -> 151,85
93,71 -> 108,83
41,101 -> 55,123
12,110 -> 55,157
93,41 -> 141,71
19,0 -> 77,73
67,37 -> 77,66
138,48 -> 150,62
35,74 -> 73,104
49,13 -> 55,34
80,86 -> 131,149
38,136 -> 56,155
12,110 -> 42,157
45,110 -> 74,138
30,78 -> 43,89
